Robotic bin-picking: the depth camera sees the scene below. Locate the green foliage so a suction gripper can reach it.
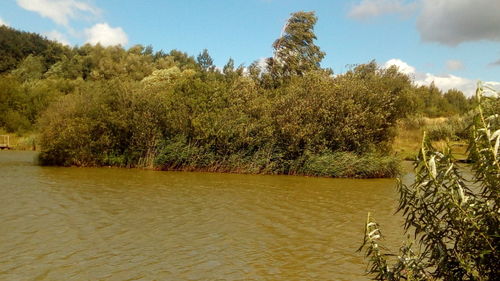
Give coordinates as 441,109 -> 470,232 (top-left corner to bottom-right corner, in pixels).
266,11 -> 326,84
413,84 -> 473,117
2,110 -> 31,133
360,84 -> 499,280
268,66 -> 403,154
38,79 -> 166,167
11,55 -> 46,82
0,74 -> 67,133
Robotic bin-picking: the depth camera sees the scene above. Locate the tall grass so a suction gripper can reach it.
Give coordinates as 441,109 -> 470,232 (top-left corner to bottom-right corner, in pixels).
154,144 -> 400,178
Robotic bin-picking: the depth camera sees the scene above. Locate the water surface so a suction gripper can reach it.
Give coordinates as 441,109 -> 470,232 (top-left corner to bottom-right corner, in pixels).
0,151 -> 405,280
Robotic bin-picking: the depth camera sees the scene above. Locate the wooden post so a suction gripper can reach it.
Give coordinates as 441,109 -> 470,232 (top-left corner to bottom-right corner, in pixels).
0,135 -> 10,149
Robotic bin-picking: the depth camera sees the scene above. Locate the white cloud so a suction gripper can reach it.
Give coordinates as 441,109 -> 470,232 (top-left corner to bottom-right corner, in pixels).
0,17 -> 8,26
486,81 -> 500,93
348,0 -> 417,20
417,0 -> 500,46
445,60 -> 464,71
17,0 -> 99,26
44,30 -> 70,45
384,58 -> 416,75
84,23 -> 128,47
384,58 -> 499,96
416,73 -> 474,94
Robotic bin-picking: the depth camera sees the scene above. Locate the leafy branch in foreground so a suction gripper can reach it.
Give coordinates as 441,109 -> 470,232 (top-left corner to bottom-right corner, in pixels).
359,83 -> 499,280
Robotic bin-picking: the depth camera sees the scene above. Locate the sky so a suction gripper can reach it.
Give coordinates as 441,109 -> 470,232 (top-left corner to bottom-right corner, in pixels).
1,0 -> 499,95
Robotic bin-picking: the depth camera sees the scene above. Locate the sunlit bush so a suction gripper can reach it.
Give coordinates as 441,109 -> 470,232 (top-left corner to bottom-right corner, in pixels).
360,83 -> 499,280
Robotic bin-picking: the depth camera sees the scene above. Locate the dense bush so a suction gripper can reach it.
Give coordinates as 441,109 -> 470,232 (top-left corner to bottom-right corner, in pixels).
38,79 -> 167,167
38,67 -> 403,177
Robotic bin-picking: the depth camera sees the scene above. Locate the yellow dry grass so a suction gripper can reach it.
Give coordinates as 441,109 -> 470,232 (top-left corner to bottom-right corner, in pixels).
393,118 -> 468,161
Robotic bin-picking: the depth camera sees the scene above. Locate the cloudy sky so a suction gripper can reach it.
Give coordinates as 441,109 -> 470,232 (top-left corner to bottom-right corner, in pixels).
1,0 -> 499,95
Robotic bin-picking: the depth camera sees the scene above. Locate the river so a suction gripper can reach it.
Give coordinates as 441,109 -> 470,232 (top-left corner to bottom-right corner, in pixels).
0,151 -> 408,280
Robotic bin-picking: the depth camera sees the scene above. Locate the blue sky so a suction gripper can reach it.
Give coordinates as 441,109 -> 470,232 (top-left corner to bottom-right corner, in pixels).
1,0 -> 499,95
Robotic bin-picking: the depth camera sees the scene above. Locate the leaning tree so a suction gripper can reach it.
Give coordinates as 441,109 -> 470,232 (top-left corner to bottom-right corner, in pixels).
266,11 -> 326,81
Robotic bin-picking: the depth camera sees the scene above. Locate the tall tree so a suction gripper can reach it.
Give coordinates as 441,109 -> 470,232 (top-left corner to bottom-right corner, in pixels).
197,49 -> 214,71
266,11 -> 325,80
223,58 -> 235,75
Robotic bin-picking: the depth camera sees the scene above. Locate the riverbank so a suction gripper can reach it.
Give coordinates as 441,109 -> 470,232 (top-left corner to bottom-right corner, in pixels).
0,132 -> 401,178
13,117 -> 471,179
7,116 -> 471,179
38,147 -> 401,179
151,151 -> 400,179
23,117 -> 469,179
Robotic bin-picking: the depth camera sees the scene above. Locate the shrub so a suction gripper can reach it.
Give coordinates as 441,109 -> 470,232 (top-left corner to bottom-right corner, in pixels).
359,83 -> 499,280
38,79 -> 166,167
426,114 -> 472,141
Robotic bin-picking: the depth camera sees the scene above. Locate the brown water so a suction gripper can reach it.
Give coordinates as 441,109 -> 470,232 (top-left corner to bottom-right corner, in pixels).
0,151 -> 407,280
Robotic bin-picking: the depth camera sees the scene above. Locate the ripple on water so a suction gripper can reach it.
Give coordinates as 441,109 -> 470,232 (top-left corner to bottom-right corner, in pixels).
0,151 -> 405,280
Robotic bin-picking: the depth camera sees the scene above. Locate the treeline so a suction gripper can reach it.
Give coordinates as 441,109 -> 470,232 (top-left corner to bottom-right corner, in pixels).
0,13 -> 473,177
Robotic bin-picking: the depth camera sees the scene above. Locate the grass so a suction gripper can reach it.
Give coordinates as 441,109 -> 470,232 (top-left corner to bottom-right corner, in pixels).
152,142 -> 401,178
393,116 -> 468,161
300,152 -> 400,178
